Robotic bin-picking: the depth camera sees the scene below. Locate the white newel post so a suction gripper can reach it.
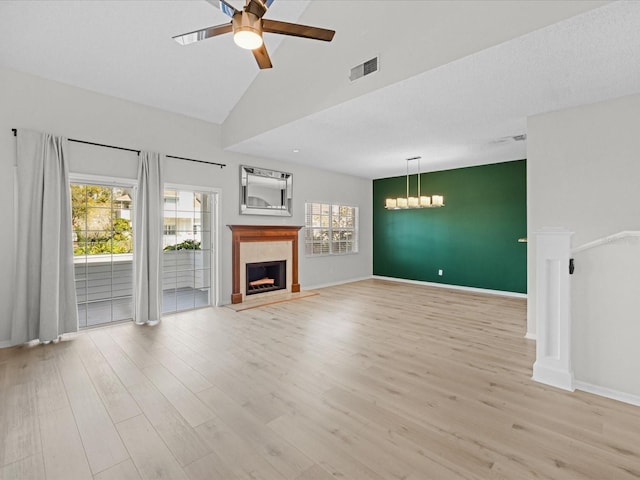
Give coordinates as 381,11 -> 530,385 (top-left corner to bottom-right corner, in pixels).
532,228 -> 574,391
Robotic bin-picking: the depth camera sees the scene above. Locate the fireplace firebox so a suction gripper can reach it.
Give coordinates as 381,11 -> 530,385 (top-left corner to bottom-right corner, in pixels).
246,260 -> 286,296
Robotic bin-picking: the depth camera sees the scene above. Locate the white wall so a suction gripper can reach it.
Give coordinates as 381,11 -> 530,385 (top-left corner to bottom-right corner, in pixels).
571,238 -> 640,398
0,67 -> 372,345
527,93 -> 640,396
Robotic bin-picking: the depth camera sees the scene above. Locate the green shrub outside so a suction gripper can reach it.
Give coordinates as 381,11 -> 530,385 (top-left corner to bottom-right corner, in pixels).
163,239 -> 201,251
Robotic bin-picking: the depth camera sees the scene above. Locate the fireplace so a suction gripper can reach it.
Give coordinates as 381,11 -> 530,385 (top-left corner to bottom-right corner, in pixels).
228,225 -> 303,304
246,260 -> 286,296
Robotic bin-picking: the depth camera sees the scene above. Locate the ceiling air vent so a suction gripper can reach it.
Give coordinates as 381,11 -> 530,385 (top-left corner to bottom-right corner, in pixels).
490,133 -> 527,145
349,56 -> 379,82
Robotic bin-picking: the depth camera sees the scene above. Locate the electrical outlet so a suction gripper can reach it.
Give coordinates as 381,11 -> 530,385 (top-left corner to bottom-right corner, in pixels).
438,269 -> 443,276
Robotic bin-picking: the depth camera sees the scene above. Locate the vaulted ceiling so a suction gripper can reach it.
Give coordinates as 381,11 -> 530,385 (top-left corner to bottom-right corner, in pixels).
2,0 -> 640,178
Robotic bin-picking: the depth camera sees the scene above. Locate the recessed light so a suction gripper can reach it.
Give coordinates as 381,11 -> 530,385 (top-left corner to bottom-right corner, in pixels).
293,148 -> 300,153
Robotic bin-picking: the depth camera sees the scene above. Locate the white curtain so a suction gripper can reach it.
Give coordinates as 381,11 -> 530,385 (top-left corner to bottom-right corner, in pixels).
134,151 -> 164,324
12,129 -> 78,344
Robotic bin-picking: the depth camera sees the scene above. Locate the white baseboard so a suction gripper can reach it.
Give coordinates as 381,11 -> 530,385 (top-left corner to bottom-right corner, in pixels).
525,332 -> 537,340
574,380 -> 640,407
532,363 -> 575,392
304,276 -> 373,291
371,275 -> 527,299
0,340 -> 13,349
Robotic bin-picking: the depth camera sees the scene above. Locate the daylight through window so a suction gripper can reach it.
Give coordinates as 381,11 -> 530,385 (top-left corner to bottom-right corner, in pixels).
305,203 -> 358,255
71,183 -> 134,328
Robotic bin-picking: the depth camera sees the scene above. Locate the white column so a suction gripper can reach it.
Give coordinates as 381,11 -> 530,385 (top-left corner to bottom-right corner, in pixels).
532,228 -> 574,391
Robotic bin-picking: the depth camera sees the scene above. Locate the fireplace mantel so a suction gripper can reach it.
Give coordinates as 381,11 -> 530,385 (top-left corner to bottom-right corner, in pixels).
228,225 -> 303,304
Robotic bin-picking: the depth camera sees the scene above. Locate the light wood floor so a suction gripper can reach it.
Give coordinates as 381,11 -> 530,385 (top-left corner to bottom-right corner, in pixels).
2,279 -> 640,479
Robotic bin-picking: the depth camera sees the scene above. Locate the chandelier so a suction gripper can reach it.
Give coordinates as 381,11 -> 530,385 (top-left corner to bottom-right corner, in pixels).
385,156 -> 444,210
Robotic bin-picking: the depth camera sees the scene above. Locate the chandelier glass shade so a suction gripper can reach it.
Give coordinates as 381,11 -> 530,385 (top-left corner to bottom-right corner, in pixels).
384,157 -> 444,210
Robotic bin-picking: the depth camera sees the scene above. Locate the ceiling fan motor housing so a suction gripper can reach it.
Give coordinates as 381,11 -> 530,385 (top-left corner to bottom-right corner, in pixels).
232,11 -> 263,49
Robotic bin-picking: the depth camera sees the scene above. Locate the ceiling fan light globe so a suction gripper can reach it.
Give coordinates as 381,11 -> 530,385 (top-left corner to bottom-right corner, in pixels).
234,29 -> 263,50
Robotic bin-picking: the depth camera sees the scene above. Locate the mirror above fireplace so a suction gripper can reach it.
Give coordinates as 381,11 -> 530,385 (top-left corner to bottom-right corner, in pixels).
240,165 -> 293,216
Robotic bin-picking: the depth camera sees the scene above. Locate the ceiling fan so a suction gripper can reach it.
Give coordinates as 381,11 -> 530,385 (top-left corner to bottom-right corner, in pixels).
173,0 -> 335,69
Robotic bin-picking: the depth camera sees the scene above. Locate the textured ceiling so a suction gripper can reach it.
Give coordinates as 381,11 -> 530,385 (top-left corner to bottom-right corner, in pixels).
230,0 -> 640,178
2,1 -> 640,179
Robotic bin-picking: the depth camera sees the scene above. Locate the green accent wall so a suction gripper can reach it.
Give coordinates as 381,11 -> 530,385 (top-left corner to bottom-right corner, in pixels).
373,159 -> 527,293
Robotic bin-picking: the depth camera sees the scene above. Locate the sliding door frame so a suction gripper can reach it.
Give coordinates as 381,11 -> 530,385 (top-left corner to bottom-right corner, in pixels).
69,175 -> 221,321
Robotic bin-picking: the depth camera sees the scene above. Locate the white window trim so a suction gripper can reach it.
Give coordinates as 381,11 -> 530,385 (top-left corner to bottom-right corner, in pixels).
69,172 -> 136,189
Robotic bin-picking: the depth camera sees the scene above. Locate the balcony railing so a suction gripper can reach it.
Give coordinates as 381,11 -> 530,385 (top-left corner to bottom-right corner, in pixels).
74,250 -> 210,327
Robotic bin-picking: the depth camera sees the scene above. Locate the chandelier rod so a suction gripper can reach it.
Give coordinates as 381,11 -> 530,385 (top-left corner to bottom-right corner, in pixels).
406,156 -> 421,199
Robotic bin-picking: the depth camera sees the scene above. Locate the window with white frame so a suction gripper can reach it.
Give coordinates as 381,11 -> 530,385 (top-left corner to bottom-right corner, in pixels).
305,203 -> 358,255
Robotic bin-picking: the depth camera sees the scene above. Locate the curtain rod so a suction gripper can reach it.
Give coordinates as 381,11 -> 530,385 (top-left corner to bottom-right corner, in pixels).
11,128 -> 226,169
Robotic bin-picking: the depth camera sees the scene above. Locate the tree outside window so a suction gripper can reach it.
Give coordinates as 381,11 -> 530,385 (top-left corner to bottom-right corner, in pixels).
71,184 -> 133,255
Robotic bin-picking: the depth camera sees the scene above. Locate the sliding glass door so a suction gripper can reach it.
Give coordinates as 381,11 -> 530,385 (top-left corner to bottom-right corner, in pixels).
162,188 -> 215,313
71,181 -> 216,326
71,182 -> 134,327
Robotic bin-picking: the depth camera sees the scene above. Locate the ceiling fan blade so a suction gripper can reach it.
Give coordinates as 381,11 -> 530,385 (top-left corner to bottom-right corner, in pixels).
252,44 -> 273,69
172,23 -> 233,45
262,19 -> 335,42
204,0 -> 239,17
246,0 -> 268,19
